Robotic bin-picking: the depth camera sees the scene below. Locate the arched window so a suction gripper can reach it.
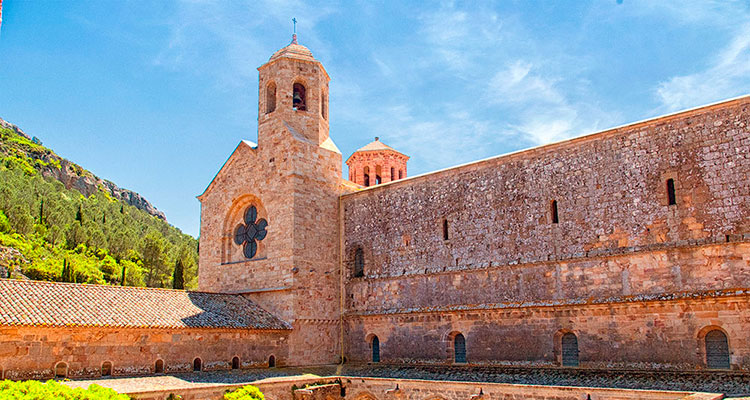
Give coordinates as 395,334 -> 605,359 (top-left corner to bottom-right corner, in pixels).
232,356 -> 240,370
354,248 -> 364,278
266,82 -> 276,114
363,166 -> 370,187
550,200 -> 559,224
375,165 -> 382,185
321,92 -> 328,119
705,329 -> 730,369
561,332 -> 579,367
101,361 -> 112,377
268,355 -> 276,368
454,333 -> 466,363
293,83 -> 306,111
371,336 -> 380,363
666,178 -> 676,205
399,170 -> 403,179
193,358 -> 202,372
154,359 -> 164,374
54,362 -> 67,379
390,167 -> 395,181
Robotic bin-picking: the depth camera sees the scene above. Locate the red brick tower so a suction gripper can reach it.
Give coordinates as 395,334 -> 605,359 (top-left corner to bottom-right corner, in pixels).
346,137 -> 409,187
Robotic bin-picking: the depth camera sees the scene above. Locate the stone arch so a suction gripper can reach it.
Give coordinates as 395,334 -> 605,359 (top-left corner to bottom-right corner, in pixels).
268,355 -> 276,368
221,194 -> 269,264
101,361 -> 113,376
231,356 -> 240,370
193,357 -> 202,372
54,362 -> 68,379
697,325 -> 731,369
553,329 -> 579,367
292,80 -> 307,111
444,331 -> 465,363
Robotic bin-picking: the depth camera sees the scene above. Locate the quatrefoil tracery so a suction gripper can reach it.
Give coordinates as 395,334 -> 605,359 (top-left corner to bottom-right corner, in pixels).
234,205 -> 268,259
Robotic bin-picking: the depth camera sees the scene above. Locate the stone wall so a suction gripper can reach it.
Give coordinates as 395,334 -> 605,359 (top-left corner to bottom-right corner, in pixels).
344,293 -> 750,369
0,326 -> 288,380
340,97 -> 750,369
341,97 -> 750,285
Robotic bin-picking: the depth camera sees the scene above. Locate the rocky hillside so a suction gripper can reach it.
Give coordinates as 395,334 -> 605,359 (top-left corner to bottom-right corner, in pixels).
0,117 -> 166,220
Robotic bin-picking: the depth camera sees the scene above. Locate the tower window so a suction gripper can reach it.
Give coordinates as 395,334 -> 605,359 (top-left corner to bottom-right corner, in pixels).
363,166 -> 370,187
550,200 -> 559,224
293,83 -> 306,111
442,219 -> 449,240
376,165 -> 382,185
399,170 -> 403,179
321,92 -> 327,119
666,178 -> 676,205
266,82 -> 276,114
354,248 -> 364,277
390,167 -> 395,181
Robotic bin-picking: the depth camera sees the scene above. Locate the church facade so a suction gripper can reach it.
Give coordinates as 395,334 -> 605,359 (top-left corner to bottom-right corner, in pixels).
199,36 -> 750,370
1,36 -> 750,381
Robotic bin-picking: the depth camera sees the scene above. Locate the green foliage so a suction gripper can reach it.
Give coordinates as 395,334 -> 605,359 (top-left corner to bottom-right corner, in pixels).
0,126 -> 199,289
0,379 -> 130,399
224,385 -> 265,400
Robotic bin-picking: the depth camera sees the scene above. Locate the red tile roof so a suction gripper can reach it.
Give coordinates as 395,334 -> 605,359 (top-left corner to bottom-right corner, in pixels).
0,279 -> 290,330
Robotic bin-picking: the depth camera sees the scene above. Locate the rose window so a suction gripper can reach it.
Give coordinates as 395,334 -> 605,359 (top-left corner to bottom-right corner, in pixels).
234,205 -> 268,259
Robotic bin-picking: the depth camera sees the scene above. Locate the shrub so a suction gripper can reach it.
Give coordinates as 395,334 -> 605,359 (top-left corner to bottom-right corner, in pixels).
0,379 -> 130,399
224,384 -> 265,400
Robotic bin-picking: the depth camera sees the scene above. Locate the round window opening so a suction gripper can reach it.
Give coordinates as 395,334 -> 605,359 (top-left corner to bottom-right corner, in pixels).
234,205 -> 268,259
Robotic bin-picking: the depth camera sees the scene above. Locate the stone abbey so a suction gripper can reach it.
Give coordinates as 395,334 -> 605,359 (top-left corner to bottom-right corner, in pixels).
1,35 -> 750,387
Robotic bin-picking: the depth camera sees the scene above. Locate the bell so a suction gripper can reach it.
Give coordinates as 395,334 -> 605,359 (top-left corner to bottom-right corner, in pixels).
293,93 -> 303,104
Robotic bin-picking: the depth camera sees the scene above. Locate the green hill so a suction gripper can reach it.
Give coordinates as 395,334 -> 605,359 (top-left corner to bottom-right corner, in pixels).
0,119 -> 198,289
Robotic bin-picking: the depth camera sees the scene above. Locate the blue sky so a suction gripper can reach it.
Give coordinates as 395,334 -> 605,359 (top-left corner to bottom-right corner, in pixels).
1,1 -> 749,237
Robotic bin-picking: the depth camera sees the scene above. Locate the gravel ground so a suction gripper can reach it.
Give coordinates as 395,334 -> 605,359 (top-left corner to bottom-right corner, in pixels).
66,364 -> 750,398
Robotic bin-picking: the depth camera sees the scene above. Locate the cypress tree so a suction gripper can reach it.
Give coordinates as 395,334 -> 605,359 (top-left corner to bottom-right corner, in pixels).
120,265 -> 127,286
39,199 -> 44,225
172,258 -> 184,290
75,204 -> 82,224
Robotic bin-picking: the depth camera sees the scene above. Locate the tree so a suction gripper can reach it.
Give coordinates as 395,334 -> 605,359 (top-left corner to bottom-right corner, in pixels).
173,258 -> 184,289
141,230 -> 168,287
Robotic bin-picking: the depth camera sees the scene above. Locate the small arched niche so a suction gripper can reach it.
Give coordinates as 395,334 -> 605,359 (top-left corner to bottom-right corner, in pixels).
54,362 -> 68,379
268,355 -> 276,368
293,82 -> 307,111
193,358 -> 202,372
101,361 -> 112,377
232,356 -> 240,370
154,359 -> 164,374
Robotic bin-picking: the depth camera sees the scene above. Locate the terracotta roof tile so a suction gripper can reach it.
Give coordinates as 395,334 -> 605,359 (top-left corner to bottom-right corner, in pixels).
0,279 -> 290,330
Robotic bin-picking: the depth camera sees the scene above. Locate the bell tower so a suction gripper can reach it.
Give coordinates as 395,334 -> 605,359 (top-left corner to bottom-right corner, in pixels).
198,35 -> 342,366
257,34 -> 331,147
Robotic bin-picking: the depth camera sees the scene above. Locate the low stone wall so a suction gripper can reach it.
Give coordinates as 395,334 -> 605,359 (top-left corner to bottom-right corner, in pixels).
114,375 -> 722,400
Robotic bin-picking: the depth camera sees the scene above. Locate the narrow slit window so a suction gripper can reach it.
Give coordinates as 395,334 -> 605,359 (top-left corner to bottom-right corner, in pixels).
354,248 -> 364,277
443,219 -> 449,240
266,82 -> 276,114
666,178 -> 676,205
551,200 -> 559,224
399,170 -> 403,179
371,336 -> 380,363
390,167 -> 395,181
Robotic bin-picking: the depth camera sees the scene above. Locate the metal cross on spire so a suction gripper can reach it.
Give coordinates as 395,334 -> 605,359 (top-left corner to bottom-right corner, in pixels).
291,17 -> 298,44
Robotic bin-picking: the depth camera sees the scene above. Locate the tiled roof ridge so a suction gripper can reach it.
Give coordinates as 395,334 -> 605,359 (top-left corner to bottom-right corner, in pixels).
0,278 -> 227,295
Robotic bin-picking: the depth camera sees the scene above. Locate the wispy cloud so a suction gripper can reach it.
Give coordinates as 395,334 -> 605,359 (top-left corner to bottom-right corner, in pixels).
656,24 -> 750,112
